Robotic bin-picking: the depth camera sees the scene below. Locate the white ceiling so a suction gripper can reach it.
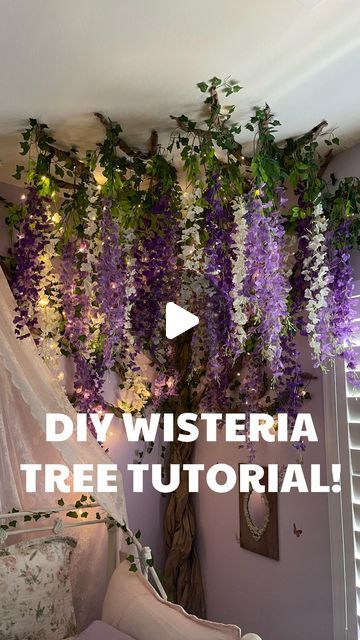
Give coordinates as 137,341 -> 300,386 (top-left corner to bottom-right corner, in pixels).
1,0 -> 360,183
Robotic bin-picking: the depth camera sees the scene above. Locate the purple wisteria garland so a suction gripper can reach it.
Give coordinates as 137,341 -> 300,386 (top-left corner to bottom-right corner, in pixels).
202,178 -> 236,409
8,176 -> 359,422
59,240 -> 103,415
130,189 -> 181,372
328,221 -> 357,379
6,100 -> 360,432
12,186 -> 52,339
243,188 -> 290,379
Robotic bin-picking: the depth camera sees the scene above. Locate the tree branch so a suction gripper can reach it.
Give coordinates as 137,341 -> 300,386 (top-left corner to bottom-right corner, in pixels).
94,112 -> 155,159
284,119 -> 328,153
171,116 -> 250,167
34,124 -> 89,179
317,149 -> 333,178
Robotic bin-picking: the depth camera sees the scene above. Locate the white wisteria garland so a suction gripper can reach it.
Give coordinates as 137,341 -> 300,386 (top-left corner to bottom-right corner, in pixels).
230,197 -> 248,351
302,202 -> 332,367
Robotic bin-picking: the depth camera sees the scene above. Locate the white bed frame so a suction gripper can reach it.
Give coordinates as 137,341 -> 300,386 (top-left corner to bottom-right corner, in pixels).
0,501 -> 167,600
0,504 -> 261,640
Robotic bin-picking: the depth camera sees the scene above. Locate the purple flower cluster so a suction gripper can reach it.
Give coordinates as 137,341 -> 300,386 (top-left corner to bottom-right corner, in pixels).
291,217 -> 311,333
202,178 -> 236,407
275,333 -> 304,419
243,190 -> 289,378
130,190 -> 180,365
59,241 -> 103,416
237,353 -> 267,462
328,222 -> 358,383
12,186 -> 51,339
152,370 -> 179,410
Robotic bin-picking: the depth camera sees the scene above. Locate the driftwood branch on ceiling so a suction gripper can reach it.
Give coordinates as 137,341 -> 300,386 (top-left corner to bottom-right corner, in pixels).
94,112 -> 159,159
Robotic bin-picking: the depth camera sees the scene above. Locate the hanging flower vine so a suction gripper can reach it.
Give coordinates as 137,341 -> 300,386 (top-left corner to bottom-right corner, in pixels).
2,76 -> 359,423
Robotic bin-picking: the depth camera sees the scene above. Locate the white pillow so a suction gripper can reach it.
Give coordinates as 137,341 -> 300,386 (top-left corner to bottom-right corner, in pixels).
102,560 -> 241,640
0,536 -> 77,640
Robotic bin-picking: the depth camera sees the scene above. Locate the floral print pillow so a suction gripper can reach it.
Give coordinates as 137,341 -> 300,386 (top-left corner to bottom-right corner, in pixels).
0,536 -> 77,640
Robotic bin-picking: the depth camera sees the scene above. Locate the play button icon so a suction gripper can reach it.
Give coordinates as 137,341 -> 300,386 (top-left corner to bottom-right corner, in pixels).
166,302 -> 199,340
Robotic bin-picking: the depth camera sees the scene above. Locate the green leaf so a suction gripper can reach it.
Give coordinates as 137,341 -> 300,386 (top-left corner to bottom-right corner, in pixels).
135,529 -> 141,539
210,76 -> 222,87
80,494 -> 87,503
12,165 -> 24,180
57,498 -> 65,507
66,511 -> 79,519
20,141 -> 30,156
8,521 -> 17,528
197,82 -> 208,93
129,563 -> 138,573
127,554 -> 135,563
54,165 -> 65,178
245,123 -> 254,132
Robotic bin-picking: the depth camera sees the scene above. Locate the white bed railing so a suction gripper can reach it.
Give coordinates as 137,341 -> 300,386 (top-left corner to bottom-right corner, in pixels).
0,502 -> 167,600
0,505 -> 264,640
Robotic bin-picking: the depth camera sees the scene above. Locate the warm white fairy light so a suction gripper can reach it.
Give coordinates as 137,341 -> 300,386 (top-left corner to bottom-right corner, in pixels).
38,296 -> 50,308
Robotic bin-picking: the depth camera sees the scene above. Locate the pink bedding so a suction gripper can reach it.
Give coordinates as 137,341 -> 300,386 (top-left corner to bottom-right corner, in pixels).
76,620 -> 134,639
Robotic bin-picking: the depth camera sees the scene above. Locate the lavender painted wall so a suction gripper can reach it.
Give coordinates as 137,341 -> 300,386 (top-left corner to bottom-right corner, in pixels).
193,340 -> 333,640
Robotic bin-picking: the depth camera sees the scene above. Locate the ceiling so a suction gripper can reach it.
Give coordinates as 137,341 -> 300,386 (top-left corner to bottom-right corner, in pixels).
1,0 -> 360,184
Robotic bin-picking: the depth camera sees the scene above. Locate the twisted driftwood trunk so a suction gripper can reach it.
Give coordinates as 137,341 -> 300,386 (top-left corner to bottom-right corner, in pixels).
163,331 -> 205,617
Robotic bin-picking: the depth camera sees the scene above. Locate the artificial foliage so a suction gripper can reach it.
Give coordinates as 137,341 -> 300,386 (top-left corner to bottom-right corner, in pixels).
1,77 -> 360,614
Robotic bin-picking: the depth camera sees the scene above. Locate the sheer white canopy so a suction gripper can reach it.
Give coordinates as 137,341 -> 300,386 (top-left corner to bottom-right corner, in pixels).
0,267 -> 127,522
0,267 -> 128,629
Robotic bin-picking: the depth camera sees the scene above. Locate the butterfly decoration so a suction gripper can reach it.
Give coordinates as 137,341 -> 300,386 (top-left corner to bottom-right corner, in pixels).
293,522 -> 303,538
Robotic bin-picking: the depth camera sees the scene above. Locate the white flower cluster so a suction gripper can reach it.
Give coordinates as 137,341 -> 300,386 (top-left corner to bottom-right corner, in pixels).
230,197 -> 248,349
116,371 -> 151,413
36,208 -> 63,382
82,184 -> 102,298
179,186 -> 204,273
302,202 -> 331,365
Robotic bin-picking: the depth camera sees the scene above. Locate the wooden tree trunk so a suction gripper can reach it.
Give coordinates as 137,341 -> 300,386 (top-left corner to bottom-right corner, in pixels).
163,331 -> 205,617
